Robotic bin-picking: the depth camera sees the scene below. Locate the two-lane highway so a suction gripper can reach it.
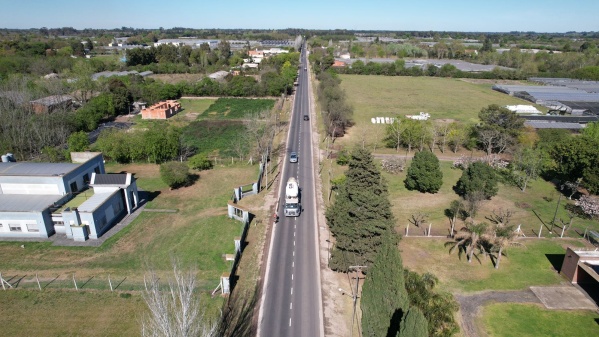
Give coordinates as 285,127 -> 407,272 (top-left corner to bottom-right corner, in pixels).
258,46 -> 323,337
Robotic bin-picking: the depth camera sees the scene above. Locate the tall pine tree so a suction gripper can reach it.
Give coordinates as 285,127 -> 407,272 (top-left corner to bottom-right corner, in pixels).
361,238 -> 408,337
326,147 -> 397,271
397,308 -> 429,337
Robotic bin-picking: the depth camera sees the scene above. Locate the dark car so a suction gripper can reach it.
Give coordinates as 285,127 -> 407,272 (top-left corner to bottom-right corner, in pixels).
289,152 -> 298,163
303,115 -> 309,121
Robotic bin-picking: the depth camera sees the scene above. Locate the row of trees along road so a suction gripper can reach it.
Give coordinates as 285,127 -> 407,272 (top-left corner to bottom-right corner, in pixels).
326,148 -> 458,336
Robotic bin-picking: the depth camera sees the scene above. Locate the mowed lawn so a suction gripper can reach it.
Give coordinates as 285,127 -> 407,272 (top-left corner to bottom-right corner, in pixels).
400,237 -> 583,293
480,303 -> 599,337
337,75 -> 535,149
0,291 -> 144,337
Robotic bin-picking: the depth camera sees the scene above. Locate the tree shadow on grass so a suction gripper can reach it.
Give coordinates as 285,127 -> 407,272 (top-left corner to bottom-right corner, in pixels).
217,285 -> 259,337
545,254 -> 565,272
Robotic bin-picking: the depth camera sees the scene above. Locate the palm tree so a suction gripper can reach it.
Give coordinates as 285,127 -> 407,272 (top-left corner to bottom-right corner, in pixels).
445,222 -> 490,263
490,225 -> 523,269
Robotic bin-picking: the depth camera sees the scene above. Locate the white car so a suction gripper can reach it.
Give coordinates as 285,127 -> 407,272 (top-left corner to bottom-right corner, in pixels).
289,152 -> 298,163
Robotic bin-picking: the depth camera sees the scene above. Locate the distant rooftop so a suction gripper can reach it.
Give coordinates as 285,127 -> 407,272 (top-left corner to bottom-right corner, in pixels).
0,162 -> 79,176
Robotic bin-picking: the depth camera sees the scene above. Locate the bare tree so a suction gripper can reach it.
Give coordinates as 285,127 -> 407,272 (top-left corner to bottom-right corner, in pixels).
485,208 -> 514,228
409,212 -> 429,228
141,262 -> 217,337
434,121 -> 450,153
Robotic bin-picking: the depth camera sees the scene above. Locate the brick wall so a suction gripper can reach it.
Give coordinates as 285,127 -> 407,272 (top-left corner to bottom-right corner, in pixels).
141,100 -> 181,119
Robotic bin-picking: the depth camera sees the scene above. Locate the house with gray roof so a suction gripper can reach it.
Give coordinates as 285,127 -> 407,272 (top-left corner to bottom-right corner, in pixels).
0,152 -> 138,241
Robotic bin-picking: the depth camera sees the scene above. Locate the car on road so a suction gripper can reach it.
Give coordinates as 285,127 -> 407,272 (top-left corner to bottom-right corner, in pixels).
303,115 -> 309,121
289,152 -> 298,163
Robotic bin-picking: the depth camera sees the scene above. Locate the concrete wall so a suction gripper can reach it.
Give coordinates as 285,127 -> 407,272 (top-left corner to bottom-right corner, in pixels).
0,210 -> 52,238
80,190 -> 125,239
561,247 -> 580,282
61,154 -> 105,193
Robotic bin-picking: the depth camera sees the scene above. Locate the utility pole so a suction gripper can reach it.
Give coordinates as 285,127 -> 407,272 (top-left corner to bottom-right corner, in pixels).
348,265 -> 367,337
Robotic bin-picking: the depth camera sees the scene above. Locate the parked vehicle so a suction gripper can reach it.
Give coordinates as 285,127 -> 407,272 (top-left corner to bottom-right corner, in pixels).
284,177 -> 301,217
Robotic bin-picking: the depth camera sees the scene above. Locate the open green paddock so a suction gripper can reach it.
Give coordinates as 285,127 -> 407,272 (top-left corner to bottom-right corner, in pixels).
480,303 -> 599,337
336,75 -> 538,151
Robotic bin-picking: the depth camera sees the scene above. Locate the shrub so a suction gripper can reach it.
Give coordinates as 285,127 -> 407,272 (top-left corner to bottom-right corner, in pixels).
160,161 -> 190,189
188,153 -> 213,170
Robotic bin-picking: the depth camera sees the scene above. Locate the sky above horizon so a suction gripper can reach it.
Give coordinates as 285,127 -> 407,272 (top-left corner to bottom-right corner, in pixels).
1,0 -> 597,33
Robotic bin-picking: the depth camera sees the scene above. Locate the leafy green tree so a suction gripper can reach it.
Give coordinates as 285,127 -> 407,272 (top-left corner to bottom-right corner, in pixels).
476,104 -> 524,154
491,225 -> 521,269
550,137 -> 599,193
445,200 -> 464,237
361,239 -> 408,337
454,162 -> 498,200
404,151 -> 443,193
582,122 -> 599,141
403,270 -> 459,337
325,147 -> 397,271
67,131 -> 89,152
188,153 -> 213,170
510,146 -> 549,192
95,128 -> 129,163
397,308 -> 428,337
160,161 -> 190,189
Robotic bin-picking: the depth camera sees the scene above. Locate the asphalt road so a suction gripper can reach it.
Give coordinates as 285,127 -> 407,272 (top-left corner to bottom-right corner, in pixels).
258,46 -> 323,337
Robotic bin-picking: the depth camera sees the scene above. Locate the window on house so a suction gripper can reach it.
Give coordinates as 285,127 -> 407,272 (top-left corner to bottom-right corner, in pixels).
70,181 -> 78,193
83,173 -> 90,184
53,221 -> 64,226
26,224 -> 39,232
98,216 -> 107,229
94,166 -> 100,174
9,224 -> 21,232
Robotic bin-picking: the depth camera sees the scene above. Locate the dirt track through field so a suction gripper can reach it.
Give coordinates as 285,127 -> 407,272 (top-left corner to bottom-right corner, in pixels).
456,290 -> 541,337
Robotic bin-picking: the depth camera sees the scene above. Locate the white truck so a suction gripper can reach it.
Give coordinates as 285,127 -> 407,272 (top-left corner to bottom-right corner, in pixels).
284,177 -> 301,217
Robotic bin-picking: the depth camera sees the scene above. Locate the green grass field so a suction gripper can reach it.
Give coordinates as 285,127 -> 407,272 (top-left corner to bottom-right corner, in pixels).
0,290 -> 144,337
336,75 -> 538,151
181,120 -> 246,157
198,98 -> 275,120
377,158 -> 599,237
480,303 -> 599,337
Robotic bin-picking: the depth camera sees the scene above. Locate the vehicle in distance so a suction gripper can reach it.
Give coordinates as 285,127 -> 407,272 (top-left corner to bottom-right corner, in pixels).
303,115 -> 309,121
284,177 -> 301,217
289,152 -> 298,163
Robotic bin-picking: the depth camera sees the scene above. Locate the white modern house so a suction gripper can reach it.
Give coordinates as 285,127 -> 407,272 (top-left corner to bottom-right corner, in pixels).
0,152 -> 138,241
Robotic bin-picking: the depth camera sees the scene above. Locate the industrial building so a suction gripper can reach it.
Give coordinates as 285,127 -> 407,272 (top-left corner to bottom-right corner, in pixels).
0,152 -> 138,242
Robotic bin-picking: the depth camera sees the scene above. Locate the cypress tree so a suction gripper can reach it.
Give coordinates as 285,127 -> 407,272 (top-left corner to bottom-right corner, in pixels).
361,238 -> 408,337
397,307 -> 429,337
326,147 -> 397,271
404,150 -> 443,193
